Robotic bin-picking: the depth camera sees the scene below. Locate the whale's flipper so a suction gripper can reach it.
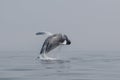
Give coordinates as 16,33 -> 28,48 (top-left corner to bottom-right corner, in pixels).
36,32 -> 52,36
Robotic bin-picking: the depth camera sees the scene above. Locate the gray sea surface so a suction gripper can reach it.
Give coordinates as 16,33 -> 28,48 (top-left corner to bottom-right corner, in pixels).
0,50 -> 120,80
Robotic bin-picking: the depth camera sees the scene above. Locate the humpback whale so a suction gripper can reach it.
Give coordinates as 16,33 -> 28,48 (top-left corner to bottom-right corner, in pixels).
36,32 -> 71,60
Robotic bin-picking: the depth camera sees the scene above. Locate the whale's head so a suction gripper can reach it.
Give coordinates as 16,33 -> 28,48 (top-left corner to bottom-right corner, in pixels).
63,34 -> 71,45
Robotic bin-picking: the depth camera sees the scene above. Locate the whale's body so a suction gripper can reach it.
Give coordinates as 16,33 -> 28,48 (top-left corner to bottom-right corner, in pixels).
36,32 -> 71,60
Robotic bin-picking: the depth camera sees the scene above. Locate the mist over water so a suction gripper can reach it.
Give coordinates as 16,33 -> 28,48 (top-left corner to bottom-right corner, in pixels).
1,0 -> 120,51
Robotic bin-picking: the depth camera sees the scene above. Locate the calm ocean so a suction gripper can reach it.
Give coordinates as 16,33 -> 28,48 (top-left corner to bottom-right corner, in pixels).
0,50 -> 120,80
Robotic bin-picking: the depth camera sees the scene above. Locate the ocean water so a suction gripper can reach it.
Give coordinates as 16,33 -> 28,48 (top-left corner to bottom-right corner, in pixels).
0,50 -> 120,80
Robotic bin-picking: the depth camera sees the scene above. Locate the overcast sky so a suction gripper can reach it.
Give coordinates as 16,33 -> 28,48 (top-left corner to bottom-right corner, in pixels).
0,0 -> 120,51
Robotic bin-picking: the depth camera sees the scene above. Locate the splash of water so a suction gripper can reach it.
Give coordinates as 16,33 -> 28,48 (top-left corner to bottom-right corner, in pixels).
39,54 -> 57,60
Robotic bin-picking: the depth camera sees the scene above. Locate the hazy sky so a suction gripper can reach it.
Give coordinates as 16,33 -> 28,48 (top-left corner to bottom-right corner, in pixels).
0,0 -> 120,51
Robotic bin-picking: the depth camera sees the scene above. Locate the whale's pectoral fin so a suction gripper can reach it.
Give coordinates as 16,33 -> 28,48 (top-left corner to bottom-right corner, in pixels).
36,32 -> 52,36
61,40 -> 67,45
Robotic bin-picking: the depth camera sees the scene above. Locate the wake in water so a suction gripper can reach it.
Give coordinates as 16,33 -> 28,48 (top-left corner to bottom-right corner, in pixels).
36,53 -> 70,64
